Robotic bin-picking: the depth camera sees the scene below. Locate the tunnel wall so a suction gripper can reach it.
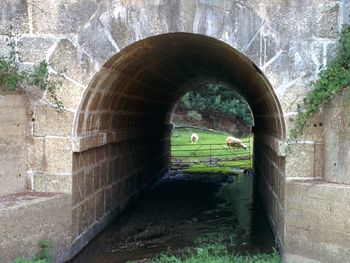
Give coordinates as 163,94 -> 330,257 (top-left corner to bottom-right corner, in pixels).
0,0 -> 348,262
71,128 -> 170,252
254,139 -> 286,248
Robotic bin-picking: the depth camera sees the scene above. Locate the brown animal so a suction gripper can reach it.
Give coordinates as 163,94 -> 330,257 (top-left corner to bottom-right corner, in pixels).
226,136 -> 247,149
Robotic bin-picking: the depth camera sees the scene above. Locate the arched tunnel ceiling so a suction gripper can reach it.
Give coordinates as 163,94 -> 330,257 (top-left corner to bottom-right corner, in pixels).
76,33 -> 285,138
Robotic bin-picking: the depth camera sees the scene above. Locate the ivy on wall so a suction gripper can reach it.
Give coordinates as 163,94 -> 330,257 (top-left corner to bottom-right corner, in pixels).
0,31 -> 64,111
291,26 -> 350,137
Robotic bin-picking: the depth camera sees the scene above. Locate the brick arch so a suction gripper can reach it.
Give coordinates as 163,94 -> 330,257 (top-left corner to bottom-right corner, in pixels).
71,33 -> 286,253
73,33 -> 285,139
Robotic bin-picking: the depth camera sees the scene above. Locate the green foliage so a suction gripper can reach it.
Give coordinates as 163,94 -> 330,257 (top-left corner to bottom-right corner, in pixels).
0,31 -> 64,111
147,233 -> 281,263
13,240 -> 51,263
187,110 -> 202,121
292,26 -> 350,137
179,84 -> 253,126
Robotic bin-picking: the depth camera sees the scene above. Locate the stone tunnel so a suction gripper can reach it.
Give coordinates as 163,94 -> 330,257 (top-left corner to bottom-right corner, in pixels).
0,0 -> 350,262
71,32 -> 286,257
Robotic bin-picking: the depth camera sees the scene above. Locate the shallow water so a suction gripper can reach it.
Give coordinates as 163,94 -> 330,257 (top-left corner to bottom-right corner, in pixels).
70,171 -> 275,263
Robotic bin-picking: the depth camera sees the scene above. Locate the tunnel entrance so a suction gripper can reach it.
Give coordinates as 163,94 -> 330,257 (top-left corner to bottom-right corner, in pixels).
170,83 -> 253,171
71,33 -> 286,257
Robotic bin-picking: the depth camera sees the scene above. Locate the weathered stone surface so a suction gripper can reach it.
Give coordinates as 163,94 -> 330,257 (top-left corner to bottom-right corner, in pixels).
285,180 -> 350,263
78,18 -> 117,64
0,0 -> 29,34
44,137 -> 72,173
106,14 -> 135,50
33,105 -> 74,136
31,0 -> 99,34
285,112 -> 325,142
0,193 -> 71,263
33,173 -> 72,193
285,143 -> 320,178
52,74 -> 85,110
49,39 -> 98,86
28,137 -> 45,171
341,0 -> 350,25
0,95 -> 28,195
18,37 -> 57,63
0,36 -> 11,57
324,92 -> 350,184
316,4 -> 340,38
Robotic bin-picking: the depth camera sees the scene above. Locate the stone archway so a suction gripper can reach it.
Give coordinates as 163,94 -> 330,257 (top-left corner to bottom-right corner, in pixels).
71,32 -> 286,257
1,0 -> 347,261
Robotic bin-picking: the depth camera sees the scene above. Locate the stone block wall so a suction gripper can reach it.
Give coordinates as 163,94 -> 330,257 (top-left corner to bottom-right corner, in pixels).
284,180 -> 350,263
0,0 -> 348,261
324,92 -> 350,184
0,94 -> 28,196
0,193 -> 71,263
254,138 -> 286,248
70,128 -> 170,256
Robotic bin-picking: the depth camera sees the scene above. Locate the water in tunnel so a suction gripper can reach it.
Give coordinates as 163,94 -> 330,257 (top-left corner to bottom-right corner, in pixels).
71,33 -> 286,261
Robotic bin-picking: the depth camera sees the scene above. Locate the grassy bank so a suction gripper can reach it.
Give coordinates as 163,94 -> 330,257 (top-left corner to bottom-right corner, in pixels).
171,128 -> 252,166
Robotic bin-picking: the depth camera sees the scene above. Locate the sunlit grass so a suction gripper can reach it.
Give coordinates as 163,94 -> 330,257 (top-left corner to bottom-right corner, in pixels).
171,128 -> 252,164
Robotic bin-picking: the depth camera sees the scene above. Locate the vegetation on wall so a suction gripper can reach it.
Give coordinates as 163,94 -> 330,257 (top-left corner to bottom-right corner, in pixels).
13,240 -> 51,263
178,84 -> 253,126
291,26 -> 350,137
0,31 -> 64,111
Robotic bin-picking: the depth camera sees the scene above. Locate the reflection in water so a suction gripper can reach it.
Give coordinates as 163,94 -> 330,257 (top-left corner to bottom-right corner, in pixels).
219,174 -> 252,235
70,172 -> 274,263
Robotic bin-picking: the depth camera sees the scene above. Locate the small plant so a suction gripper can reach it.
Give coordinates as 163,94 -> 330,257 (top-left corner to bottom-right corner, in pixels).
0,30 -> 64,111
187,110 -> 202,121
13,240 -> 51,263
291,26 -> 350,137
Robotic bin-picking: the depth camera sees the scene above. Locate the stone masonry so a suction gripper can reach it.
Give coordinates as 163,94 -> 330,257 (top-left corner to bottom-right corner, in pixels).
0,0 -> 350,262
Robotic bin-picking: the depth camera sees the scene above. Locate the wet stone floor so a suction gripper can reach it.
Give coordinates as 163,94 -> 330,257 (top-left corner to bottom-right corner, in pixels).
70,170 -> 275,263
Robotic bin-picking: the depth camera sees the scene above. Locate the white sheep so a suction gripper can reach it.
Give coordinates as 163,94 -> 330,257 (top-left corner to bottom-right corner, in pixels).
226,136 -> 247,149
191,133 -> 199,144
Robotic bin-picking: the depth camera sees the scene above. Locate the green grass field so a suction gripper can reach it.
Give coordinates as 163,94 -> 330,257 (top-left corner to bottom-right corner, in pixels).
171,128 -> 253,167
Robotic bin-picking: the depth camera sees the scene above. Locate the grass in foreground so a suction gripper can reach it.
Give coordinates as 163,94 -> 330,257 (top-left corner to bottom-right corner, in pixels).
141,232 -> 281,263
150,249 -> 281,263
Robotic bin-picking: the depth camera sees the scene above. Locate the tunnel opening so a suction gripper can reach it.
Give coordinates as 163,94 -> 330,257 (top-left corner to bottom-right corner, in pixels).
71,33 -> 286,258
170,83 -> 254,171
